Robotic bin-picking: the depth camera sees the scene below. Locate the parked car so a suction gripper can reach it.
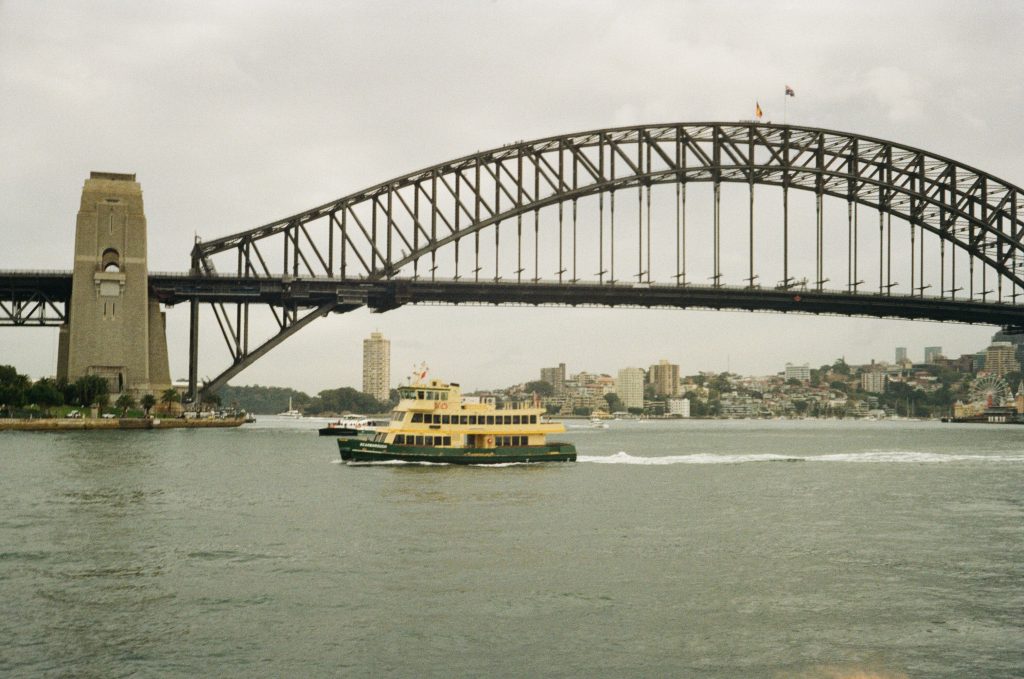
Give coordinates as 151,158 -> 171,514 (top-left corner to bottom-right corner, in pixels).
65,410 -> 82,419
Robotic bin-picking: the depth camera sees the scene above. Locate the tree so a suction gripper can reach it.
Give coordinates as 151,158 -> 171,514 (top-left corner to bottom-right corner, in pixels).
114,393 -> 136,416
160,387 -> 181,410
708,373 -> 732,393
27,377 -> 63,413
201,392 -> 222,408
304,387 -> 390,415
524,380 -> 554,397
573,406 -> 592,416
832,359 -> 852,376
73,375 -> 109,408
0,365 -> 30,415
141,394 -> 157,416
604,392 -> 624,413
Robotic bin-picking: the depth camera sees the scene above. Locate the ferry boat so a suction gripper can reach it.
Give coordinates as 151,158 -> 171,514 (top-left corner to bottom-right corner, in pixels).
337,379 -> 576,464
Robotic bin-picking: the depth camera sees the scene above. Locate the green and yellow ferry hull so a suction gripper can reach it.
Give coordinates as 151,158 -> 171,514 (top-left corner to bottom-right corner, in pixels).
338,439 -> 576,464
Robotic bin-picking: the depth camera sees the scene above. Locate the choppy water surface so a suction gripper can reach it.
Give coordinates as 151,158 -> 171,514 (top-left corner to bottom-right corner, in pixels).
1,418 -> 1021,678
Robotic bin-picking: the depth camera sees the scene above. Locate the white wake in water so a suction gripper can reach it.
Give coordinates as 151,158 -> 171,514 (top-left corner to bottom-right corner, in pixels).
578,451 -> 1024,465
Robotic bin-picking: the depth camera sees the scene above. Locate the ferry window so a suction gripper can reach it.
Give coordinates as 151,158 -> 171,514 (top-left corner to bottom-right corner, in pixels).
459,415 -> 468,425
486,416 -> 494,425
513,415 -> 521,425
395,435 -> 405,444
441,392 -> 448,400
443,436 -> 451,445
415,436 -> 424,445
433,414 -> 442,424
530,415 -> 537,424
423,436 -> 431,446
504,416 -> 512,425
417,390 -> 424,399
412,413 -> 423,423
441,415 -> 450,424
469,416 -> 477,425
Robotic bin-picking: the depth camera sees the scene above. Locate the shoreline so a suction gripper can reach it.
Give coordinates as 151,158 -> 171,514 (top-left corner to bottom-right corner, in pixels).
0,417 -> 246,432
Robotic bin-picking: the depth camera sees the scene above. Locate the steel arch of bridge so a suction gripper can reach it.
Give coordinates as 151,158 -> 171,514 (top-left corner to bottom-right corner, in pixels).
195,122 -> 1024,290
187,122 -> 1024,395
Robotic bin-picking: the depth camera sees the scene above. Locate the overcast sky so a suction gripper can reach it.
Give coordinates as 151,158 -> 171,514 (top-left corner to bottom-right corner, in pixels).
2,1 -> 1022,393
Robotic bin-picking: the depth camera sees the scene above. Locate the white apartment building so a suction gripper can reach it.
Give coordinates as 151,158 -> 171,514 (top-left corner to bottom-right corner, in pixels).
784,363 -> 811,383
362,331 -> 391,402
860,370 -> 887,394
668,397 -> 691,417
616,367 -> 645,410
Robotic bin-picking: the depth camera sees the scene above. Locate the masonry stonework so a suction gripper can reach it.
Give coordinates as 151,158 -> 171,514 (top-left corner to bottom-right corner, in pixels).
56,172 -> 172,397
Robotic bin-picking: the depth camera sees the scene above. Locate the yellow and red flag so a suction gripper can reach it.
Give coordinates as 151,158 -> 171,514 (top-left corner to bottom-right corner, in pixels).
755,102 -> 763,120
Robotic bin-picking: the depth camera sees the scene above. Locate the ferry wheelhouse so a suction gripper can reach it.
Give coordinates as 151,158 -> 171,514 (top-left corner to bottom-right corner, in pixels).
337,379 -> 576,464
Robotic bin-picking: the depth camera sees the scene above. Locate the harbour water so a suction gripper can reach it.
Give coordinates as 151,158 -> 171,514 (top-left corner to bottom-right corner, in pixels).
1,419 -> 1021,678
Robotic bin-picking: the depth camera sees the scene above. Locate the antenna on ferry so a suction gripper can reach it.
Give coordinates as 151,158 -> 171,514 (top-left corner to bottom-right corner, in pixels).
409,362 -> 429,385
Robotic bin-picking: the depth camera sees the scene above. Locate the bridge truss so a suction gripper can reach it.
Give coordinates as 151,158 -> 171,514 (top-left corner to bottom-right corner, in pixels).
187,122 -> 1024,397
0,271 -> 70,326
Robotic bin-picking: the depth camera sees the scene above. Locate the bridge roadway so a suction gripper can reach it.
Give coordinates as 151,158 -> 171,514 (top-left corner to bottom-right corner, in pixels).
4,270 -> 1024,330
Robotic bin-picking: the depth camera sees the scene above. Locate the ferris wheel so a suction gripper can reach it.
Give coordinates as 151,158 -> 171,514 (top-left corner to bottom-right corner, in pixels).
969,375 -> 1013,407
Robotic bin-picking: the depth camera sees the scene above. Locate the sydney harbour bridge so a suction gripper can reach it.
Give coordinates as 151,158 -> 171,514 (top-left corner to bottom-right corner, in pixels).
4,122 -> 1024,400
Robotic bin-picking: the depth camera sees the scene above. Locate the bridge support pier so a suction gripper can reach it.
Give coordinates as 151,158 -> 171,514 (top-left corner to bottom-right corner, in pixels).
188,298 -> 199,403
62,172 -> 172,399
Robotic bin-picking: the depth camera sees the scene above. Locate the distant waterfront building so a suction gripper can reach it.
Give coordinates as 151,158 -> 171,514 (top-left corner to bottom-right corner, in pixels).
860,369 -> 888,394
540,363 -> 566,394
984,342 -> 1020,377
973,351 -> 987,372
362,331 -> 390,402
784,363 -> 811,383
648,360 -> 680,397
668,397 -> 691,417
924,346 -> 943,363
616,368 -> 645,410
895,347 -> 908,364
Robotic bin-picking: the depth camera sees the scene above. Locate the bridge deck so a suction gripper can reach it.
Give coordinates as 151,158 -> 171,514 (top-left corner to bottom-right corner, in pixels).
4,270 -> 1024,329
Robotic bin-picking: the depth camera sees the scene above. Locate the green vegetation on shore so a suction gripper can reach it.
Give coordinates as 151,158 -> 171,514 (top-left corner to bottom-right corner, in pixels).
216,385 -> 396,415
0,365 -> 222,419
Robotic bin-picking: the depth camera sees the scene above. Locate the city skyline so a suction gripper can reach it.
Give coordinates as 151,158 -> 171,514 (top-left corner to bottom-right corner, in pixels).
0,2 -> 1019,393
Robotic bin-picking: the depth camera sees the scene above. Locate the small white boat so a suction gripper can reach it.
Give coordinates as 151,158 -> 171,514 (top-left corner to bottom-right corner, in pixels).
589,417 -> 610,429
277,397 -> 302,419
318,414 -> 384,436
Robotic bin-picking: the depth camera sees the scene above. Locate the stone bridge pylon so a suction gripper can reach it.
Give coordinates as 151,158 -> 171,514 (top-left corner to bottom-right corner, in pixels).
56,172 -> 172,397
